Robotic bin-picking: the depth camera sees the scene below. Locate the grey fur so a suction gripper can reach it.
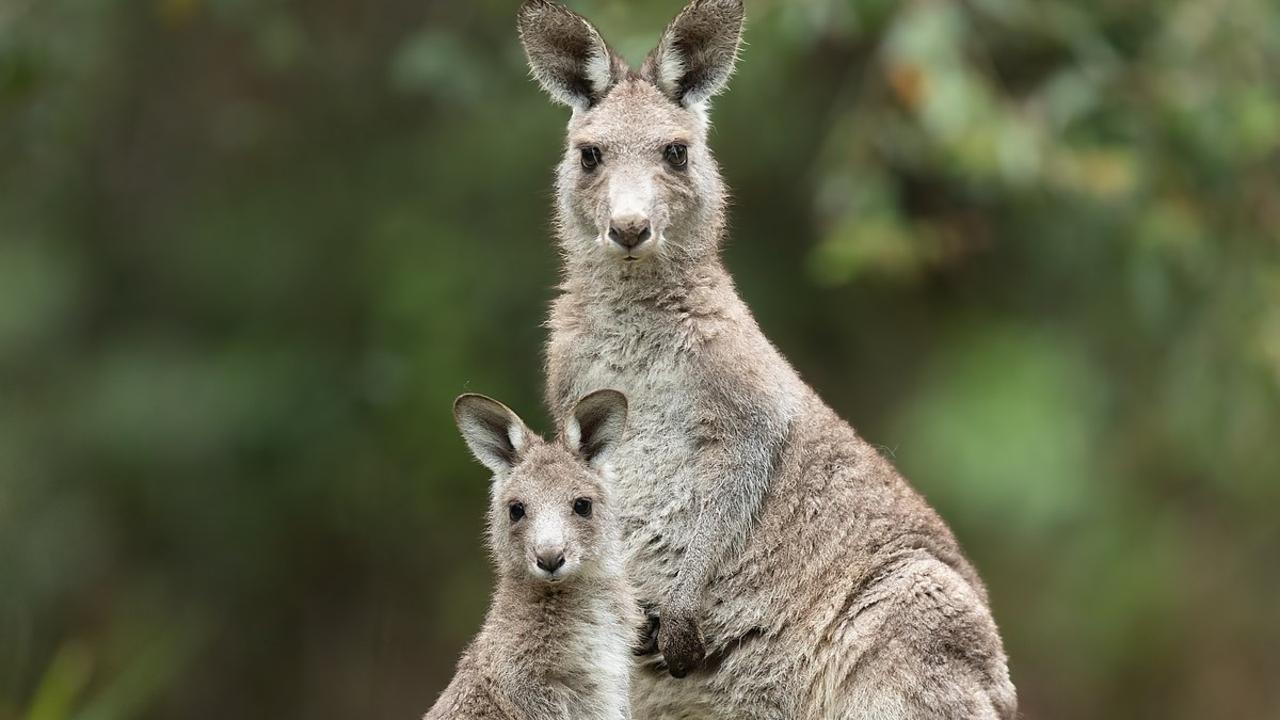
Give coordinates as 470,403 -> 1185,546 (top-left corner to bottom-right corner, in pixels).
521,1 -> 1017,717
426,391 -> 641,720
641,0 -> 745,107
518,0 -> 626,110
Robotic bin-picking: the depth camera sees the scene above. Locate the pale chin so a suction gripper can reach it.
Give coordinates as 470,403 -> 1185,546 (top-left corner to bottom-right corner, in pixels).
595,232 -> 662,261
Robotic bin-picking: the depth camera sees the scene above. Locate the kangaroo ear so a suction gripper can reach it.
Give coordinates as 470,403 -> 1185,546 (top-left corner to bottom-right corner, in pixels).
643,0 -> 745,108
565,389 -> 628,468
454,394 -> 533,475
518,0 -> 621,110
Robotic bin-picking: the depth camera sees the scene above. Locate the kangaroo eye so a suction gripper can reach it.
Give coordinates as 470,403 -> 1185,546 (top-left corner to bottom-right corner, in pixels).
664,143 -> 687,168
580,146 -> 602,171
573,497 -> 593,518
509,502 -> 525,522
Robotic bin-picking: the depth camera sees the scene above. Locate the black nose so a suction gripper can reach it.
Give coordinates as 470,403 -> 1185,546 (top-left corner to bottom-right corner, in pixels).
536,552 -> 566,573
608,217 -> 652,249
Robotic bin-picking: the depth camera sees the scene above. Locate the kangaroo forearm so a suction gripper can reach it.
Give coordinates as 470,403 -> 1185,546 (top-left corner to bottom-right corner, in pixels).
666,353 -> 797,607
670,435 -> 779,607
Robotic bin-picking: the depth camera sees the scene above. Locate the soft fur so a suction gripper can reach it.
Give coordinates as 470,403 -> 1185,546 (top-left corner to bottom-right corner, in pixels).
641,0 -> 745,107
425,392 -> 641,720
520,1 -> 1018,718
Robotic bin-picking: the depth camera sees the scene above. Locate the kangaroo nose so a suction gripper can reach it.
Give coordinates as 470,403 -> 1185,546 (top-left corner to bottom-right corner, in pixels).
536,551 -> 566,574
608,214 -> 652,250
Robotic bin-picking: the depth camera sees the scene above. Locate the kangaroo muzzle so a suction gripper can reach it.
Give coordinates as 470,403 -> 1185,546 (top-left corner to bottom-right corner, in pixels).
609,213 -> 652,250
603,175 -> 660,259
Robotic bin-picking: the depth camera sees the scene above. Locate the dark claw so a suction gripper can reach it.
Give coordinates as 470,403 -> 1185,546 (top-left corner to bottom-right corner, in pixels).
657,608 -> 705,678
664,634 -> 702,678
668,657 -> 692,679
634,607 -> 661,657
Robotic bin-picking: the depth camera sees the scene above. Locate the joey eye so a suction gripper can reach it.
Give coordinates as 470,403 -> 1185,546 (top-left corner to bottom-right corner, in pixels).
573,497 -> 593,518
508,502 -> 525,522
580,146 -> 602,171
664,143 -> 687,168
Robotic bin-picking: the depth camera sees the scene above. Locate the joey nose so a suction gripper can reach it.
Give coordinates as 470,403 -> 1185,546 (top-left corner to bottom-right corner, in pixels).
607,214 -> 652,250
536,551 -> 566,574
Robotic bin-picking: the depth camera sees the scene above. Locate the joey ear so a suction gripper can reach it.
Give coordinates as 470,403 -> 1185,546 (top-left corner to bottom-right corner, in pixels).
565,389 -> 628,468
518,0 -> 621,110
643,0 -> 745,109
454,394 -> 533,475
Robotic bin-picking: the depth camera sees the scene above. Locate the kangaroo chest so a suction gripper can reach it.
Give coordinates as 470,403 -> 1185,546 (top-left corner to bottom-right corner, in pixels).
550,303 -> 706,599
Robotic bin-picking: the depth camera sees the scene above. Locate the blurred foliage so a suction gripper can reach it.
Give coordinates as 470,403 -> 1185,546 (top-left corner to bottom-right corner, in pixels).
1,0 -> 1277,718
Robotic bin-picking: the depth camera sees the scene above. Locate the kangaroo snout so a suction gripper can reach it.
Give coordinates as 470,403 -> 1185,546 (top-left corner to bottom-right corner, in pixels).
608,214 -> 652,253
535,549 -> 566,574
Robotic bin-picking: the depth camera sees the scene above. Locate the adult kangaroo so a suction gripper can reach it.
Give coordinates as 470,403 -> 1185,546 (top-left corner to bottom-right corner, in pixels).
520,1 -> 1016,717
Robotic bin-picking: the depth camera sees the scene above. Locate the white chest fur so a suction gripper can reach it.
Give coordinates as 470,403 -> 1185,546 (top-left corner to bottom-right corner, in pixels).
564,597 -> 634,720
553,303 -> 705,602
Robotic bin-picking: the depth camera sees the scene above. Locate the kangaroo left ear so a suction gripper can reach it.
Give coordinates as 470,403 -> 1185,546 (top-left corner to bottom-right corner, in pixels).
643,0 -> 745,108
565,389 -> 628,468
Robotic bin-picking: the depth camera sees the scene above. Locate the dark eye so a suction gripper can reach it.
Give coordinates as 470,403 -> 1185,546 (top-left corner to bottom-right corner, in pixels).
573,497 -> 593,517
508,502 -> 525,522
664,143 -> 687,168
580,146 -> 602,171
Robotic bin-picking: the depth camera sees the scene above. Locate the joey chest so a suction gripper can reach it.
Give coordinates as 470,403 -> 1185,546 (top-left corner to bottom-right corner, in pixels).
567,607 -> 633,720
489,595 -> 634,720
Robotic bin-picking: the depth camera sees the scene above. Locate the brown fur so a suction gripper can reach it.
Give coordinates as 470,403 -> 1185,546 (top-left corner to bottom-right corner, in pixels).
426,392 -> 641,720
518,1 -> 1017,718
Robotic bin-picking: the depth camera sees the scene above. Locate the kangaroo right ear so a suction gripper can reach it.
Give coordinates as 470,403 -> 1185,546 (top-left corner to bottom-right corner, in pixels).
518,0 -> 620,110
565,389 -> 629,468
643,0 -> 745,108
454,394 -> 532,475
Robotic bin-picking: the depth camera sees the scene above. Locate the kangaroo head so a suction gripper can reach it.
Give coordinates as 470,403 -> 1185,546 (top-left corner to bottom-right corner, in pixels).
518,0 -> 745,268
453,390 -> 628,585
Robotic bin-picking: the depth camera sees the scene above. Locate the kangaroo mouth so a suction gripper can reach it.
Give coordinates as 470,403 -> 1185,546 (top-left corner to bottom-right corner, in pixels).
616,237 -> 660,261
598,230 -> 661,261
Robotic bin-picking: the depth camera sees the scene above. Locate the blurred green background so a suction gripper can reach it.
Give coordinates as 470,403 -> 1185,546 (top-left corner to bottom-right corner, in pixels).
2,0 -> 1278,718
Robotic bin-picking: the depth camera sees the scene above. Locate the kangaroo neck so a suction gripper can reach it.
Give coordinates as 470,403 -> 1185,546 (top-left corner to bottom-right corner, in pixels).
561,247 -> 735,310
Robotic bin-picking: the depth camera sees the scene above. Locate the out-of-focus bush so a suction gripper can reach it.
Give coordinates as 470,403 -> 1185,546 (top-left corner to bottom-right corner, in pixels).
1,1 -> 1276,718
